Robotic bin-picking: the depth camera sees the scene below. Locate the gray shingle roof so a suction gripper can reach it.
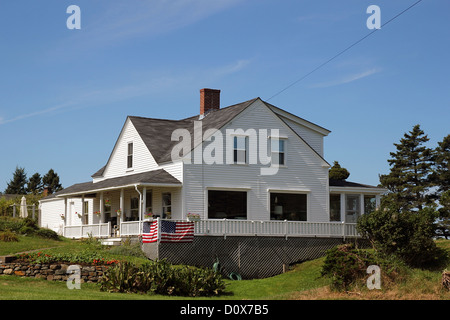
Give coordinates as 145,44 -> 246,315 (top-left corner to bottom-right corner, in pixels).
329,179 -> 379,189
46,169 -> 181,199
128,98 -> 258,165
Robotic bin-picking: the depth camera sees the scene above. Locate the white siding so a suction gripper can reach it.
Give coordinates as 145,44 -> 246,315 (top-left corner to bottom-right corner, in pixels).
159,161 -> 183,183
98,119 -> 159,181
40,197 -> 94,233
281,117 -> 325,157
40,199 -> 65,234
183,99 -> 330,222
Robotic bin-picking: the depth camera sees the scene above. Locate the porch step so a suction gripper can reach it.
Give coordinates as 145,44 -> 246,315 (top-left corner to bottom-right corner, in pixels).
101,238 -> 123,246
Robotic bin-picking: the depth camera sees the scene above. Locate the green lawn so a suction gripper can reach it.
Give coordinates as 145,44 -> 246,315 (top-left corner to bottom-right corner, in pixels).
1,235 -> 449,300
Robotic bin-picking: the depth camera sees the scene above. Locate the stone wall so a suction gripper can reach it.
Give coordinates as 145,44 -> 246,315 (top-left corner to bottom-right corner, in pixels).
0,261 -> 109,283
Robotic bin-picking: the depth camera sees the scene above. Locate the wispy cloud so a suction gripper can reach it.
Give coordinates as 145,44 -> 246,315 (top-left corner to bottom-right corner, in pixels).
212,59 -> 252,77
0,58 -> 251,125
309,68 -> 381,88
54,0 -> 244,54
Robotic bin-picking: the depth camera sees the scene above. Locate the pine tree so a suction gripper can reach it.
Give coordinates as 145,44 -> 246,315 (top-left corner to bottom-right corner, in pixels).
4,166 -> 27,195
42,169 -> 63,194
432,134 -> 450,194
379,124 -> 434,212
432,134 -> 450,238
27,172 -> 43,194
329,161 -> 350,181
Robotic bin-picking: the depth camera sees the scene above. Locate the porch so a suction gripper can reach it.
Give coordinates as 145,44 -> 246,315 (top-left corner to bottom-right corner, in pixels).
62,218 -> 359,239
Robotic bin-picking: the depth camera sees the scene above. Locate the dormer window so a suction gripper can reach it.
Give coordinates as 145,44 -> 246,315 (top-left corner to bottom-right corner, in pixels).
127,142 -> 133,169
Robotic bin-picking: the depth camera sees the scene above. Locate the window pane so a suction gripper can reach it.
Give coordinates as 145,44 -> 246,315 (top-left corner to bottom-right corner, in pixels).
364,195 -> 376,214
270,193 -> 307,221
278,152 -> 285,165
208,190 -> 247,219
128,143 -> 133,155
237,150 -> 246,163
345,195 -> 360,223
271,139 -> 284,152
234,136 -> 245,149
146,191 -> 152,213
329,194 -> 341,221
127,155 -> 133,168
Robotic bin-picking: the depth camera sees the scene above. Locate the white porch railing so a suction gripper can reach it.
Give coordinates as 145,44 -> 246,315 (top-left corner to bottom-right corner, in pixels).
120,221 -> 145,236
193,219 -> 359,238
62,219 -> 359,239
63,222 -> 111,239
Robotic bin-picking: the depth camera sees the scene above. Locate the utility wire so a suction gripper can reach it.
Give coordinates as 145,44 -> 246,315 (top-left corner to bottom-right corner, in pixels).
266,0 -> 424,101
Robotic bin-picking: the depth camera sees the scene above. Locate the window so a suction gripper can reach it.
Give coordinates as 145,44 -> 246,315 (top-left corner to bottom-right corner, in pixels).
233,136 -> 247,164
208,190 -> 247,219
271,139 -> 286,165
364,195 -> 376,214
130,197 -> 139,221
270,193 -> 307,221
146,191 -> 152,214
162,193 -> 171,219
104,198 -> 112,222
345,195 -> 360,223
83,201 -> 89,224
127,142 -> 133,169
329,194 -> 341,221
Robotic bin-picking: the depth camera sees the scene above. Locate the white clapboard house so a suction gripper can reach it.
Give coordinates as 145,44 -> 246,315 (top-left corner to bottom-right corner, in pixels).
39,89 -> 386,239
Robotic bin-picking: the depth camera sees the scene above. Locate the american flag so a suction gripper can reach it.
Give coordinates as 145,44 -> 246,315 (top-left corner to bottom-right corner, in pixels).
142,220 -> 194,243
142,221 -> 158,243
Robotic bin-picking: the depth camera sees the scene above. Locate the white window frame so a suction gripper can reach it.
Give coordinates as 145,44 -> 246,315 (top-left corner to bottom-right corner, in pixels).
127,142 -> 133,170
233,135 -> 247,164
270,137 -> 287,166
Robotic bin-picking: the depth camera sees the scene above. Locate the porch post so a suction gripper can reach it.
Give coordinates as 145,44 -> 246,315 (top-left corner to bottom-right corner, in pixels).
63,197 -> 68,237
120,188 -> 124,224
81,194 -> 85,224
143,187 -> 147,217
340,193 -> 346,222
360,194 -> 365,216
375,194 -> 381,209
100,192 -> 104,223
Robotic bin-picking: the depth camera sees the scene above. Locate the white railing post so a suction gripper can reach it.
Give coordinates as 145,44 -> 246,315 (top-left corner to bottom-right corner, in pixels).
223,218 -> 227,239
284,219 -> 288,239
157,217 -> 161,243
342,221 -> 346,240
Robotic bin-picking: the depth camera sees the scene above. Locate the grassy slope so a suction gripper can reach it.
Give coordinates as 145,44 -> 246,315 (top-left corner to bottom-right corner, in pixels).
0,236 -> 449,300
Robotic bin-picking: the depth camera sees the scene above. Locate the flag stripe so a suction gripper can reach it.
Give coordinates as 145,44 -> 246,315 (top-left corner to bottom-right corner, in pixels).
142,220 -> 194,243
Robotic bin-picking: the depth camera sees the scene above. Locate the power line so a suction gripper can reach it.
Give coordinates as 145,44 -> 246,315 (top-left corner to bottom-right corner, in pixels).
266,0 -> 424,101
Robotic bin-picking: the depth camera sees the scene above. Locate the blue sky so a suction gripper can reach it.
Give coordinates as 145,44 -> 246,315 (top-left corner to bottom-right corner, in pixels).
0,0 -> 449,192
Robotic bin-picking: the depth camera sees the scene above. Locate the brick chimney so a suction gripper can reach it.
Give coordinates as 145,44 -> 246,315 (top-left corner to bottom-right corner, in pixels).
200,88 -> 220,116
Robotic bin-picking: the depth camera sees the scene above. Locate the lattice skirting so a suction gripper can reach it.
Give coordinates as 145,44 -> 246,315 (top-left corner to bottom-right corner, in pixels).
142,235 -> 368,279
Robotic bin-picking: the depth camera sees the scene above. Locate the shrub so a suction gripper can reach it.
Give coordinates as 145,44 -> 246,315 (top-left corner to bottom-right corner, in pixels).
35,228 -> 60,240
357,206 -> 447,268
99,260 -> 225,297
0,229 -> 19,242
19,226 -> 36,236
321,243 -> 406,291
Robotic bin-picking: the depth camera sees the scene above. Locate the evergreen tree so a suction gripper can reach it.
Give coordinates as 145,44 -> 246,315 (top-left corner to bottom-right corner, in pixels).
432,134 -> 450,194
4,166 -> 27,195
432,134 -> 450,238
379,124 -> 434,212
329,161 -> 350,181
27,172 -> 43,194
42,169 -> 63,194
